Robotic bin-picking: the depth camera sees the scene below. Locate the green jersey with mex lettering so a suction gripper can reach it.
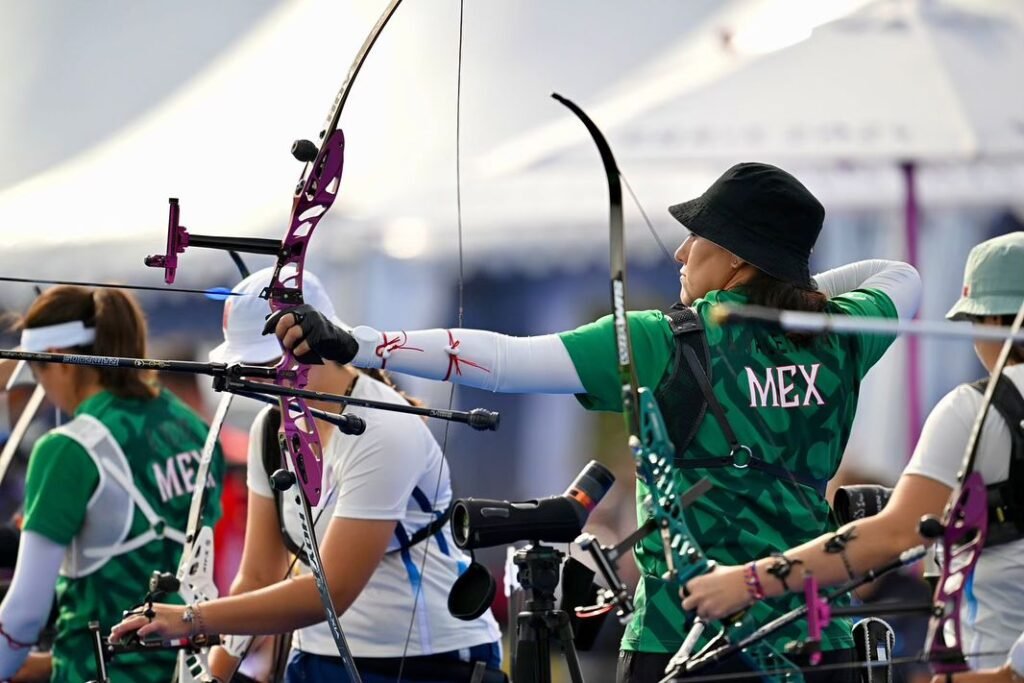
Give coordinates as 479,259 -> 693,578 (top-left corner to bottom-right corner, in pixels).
23,389 -> 224,683
559,288 -> 898,655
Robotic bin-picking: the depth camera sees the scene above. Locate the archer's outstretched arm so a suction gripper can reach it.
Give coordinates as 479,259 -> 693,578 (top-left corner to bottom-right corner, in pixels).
268,304 -> 586,394
681,472 -> 949,620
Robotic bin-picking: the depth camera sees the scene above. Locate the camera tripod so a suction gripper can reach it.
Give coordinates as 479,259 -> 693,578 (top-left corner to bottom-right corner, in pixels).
511,543 -> 585,683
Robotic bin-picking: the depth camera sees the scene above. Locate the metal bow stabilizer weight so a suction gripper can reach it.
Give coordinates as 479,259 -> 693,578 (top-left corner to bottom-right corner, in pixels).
0,347 -> 499,432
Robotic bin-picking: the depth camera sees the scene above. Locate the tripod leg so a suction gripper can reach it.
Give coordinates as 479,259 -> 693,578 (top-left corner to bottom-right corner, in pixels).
556,614 -> 585,683
515,612 -> 552,683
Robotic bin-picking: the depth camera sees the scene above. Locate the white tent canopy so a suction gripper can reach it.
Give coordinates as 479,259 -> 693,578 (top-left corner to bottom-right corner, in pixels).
0,0 -> 887,275
555,0 -> 1024,165
0,1 -> 440,254
373,0 -> 1024,272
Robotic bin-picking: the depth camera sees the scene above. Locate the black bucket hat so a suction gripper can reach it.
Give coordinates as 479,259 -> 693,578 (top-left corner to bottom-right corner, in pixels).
668,162 -> 824,288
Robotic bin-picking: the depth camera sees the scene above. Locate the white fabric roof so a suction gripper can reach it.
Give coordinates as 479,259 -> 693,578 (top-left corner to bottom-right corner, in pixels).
556,0 -> 1024,165
0,0 -> 870,265
3,0 -> 1021,278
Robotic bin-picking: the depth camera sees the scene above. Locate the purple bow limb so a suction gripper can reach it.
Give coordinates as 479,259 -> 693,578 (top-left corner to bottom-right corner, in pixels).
265,129 -> 346,507
925,471 -> 988,674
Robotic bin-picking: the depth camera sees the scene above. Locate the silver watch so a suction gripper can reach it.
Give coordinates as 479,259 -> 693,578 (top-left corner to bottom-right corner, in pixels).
181,605 -> 198,637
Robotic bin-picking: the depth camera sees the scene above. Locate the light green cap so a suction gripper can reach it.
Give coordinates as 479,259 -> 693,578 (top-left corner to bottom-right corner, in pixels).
946,231 -> 1024,321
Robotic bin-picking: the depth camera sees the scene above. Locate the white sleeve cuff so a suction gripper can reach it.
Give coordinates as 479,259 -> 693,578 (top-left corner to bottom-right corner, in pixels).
813,260 -> 921,320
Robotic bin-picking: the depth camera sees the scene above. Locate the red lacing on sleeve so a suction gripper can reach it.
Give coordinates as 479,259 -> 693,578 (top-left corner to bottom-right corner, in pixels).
374,332 -> 423,369
0,621 -> 35,650
443,330 -> 491,381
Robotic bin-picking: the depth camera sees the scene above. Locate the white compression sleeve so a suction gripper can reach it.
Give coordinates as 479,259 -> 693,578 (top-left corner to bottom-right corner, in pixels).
0,531 -> 63,678
349,326 -> 586,394
813,259 -> 921,320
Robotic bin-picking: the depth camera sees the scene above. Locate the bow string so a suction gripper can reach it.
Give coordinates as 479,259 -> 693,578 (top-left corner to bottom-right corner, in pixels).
396,2 -> 469,680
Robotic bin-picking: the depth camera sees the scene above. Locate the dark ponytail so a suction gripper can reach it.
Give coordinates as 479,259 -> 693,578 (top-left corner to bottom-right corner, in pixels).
19,286 -> 158,400
735,270 -> 829,346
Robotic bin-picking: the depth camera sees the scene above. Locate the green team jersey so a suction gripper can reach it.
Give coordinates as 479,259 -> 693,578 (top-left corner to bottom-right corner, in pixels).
22,388 -> 224,683
559,288 -> 898,656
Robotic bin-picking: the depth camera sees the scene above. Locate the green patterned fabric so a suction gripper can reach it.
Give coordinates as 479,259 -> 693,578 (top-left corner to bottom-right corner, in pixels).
23,389 -> 224,683
559,288 -> 897,655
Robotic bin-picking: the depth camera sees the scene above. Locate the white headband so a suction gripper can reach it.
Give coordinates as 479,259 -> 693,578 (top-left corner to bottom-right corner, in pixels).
19,321 -> 97,352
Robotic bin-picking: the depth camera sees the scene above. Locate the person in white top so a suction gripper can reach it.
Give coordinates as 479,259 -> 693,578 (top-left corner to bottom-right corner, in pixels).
112,268 -> 502,683
679,232 -> 1024,680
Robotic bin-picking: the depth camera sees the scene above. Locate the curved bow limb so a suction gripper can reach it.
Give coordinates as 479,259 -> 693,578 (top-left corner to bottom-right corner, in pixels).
0,383 -> 45,490
170,393 -> 233,683
141,2 -> 407,680
552,93 -> 802,683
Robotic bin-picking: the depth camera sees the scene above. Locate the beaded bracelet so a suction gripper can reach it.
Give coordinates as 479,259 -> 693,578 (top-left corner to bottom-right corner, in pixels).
743,561 -> 766,601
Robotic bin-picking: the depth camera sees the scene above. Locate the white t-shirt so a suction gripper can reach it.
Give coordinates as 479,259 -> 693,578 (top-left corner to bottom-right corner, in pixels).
246,376 -> 501,658
905,364 -> 1024,670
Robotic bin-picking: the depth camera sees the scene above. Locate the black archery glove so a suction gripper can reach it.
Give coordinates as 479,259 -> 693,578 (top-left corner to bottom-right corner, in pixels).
262,304 -> 359,365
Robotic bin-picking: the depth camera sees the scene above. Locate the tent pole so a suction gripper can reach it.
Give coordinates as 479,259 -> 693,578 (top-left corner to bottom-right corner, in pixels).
902,161 -> 922,457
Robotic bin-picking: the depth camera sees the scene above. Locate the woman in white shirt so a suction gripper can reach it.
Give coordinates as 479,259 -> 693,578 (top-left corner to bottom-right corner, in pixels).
112,268 -> 503,683
681,232 -> 1024,681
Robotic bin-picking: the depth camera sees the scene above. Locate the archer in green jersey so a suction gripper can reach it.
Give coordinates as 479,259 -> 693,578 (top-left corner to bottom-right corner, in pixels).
0,286 -> 224,683
260,162 -> 922,683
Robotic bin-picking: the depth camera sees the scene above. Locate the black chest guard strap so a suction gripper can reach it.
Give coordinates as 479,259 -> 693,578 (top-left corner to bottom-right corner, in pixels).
658,306 -> 826,496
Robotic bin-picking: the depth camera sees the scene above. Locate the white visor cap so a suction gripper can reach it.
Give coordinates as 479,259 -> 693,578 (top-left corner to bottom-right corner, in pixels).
208,267 -> 347,365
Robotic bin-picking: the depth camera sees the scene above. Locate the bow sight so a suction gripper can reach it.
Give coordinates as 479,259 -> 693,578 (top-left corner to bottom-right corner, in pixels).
144,198 -> 280,286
